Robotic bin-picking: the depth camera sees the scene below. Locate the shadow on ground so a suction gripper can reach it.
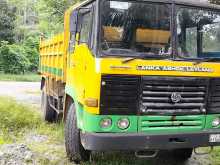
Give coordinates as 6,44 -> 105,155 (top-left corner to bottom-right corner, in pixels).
85,151 -> 211,165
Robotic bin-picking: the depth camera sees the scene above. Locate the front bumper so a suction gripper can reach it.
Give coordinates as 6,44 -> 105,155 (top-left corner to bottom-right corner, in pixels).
81,130 -> 220,151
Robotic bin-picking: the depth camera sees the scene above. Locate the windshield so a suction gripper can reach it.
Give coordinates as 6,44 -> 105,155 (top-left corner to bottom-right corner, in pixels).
100,1 -> 171,57
177,7 -> 220,59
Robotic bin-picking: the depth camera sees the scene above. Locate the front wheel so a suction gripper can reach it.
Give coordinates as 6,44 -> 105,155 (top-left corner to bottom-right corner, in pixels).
65,103 -> 90,163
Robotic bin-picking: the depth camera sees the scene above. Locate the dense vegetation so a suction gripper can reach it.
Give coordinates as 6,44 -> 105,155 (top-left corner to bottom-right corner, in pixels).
0,0 -> 80,74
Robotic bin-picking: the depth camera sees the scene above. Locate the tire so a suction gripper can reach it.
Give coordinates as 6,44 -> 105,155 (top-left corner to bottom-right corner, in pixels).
41,87 -> 56,122
172,148 -> 193,162
65,103 -> 90,163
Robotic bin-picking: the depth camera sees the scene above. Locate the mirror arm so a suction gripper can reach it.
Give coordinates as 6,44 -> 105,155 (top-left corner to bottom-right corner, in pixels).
75,33 -> 80,45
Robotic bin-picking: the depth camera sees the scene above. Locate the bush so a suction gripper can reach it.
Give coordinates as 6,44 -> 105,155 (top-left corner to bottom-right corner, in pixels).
23,36 -> 39,72
0,37 -> 39,74
0,41 -> 30,74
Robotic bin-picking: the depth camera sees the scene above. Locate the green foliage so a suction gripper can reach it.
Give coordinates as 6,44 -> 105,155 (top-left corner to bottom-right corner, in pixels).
0,41 -> 30,74
0,0 -> 39,74
8,0 -> 39,42
0,0 -> 16,44
44,0 -> 72,22
0,37 -> 39,74
37,0 -> 81,36
23,37 -> 39,72
0,0 -> 83,75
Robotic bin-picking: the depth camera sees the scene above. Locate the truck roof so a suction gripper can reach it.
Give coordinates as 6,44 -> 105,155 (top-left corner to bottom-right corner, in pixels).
67,0 -> 220,13
141,0 -> 220,10
171,0 -> 220,9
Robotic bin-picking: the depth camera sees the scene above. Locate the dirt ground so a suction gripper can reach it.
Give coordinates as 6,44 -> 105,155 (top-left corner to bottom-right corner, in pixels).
0,81 -> 41,107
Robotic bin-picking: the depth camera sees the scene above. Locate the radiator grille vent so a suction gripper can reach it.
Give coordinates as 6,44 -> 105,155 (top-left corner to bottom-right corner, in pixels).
208,78 -> 220,114
99,75 -> 217,116
141,77 -> 208,115
100,75 -> 140,115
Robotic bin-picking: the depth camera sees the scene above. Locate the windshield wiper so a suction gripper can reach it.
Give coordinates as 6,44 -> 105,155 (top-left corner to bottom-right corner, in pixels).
122,57 -> 138,63
193,58 -> 220,65
122,53 -> 171,64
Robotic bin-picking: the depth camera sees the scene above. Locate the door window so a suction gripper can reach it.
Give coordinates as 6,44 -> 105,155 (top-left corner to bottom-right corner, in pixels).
69,10 -> 78,53
79,11 -> 93,44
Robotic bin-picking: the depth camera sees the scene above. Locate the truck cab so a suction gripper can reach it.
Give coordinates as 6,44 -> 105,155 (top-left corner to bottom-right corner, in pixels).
39,0 -> 220,163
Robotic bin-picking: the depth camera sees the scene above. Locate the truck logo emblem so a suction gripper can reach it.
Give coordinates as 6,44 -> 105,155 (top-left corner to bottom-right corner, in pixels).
171,92 -> 182,103
137,65 -> 213,73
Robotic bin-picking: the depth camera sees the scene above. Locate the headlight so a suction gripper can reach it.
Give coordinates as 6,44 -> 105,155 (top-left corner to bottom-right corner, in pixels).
117,118 -> 130,130
100,118 -> 112,129
212,118 -> 220,127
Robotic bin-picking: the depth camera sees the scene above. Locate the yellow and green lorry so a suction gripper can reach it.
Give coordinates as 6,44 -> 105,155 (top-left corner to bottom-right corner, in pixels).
39,0 -> 220,162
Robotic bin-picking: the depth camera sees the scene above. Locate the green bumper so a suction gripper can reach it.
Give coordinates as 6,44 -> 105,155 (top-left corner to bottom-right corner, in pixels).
78,108 -> 220,134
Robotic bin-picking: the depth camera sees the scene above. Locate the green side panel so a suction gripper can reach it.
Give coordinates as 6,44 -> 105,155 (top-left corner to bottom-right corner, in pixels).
138,115 -> 206,134
65,86 -> 220,134
81,111 -> 138,133
65,86 -> 138,133
205,114 -> 220,129
81,113 -> 220,134
80,113 -> 220,134
41,65 -> 63,77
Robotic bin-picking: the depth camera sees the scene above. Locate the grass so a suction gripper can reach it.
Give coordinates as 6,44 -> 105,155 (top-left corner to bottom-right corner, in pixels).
0,97 -> 64,143
0,97 -> 41,143
0,97 -> 66,164
0,97 -> 151,165
1,97 -> 220,165
0,73 -> 41,82
211,147 -> 220,165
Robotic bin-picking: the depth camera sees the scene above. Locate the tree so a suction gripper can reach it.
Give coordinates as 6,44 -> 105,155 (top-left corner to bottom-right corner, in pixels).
37,0 -> 82,36
8,0 -> 39,42
43,0 -> 82,23
0,0 -> 16,44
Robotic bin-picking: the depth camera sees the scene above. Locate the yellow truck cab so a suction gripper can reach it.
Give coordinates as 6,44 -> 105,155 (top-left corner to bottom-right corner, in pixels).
39,0 -> 220,163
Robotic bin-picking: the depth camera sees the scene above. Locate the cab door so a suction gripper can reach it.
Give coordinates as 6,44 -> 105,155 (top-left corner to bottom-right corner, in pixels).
67,7 -> 94,103
66,9 -> 78,95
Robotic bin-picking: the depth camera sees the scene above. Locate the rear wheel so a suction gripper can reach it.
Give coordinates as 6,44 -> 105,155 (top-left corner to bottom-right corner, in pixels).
172,148 -> 193,162
41,86 -> 56,122
65,103 -> 90,163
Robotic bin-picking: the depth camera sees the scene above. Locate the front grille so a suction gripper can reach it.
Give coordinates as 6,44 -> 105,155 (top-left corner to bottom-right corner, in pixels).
208,78 -> 220,114
100,75 -> 140,115
100,75 -> 220,116
139,115 -> 205,132
141,77 -> 209,115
